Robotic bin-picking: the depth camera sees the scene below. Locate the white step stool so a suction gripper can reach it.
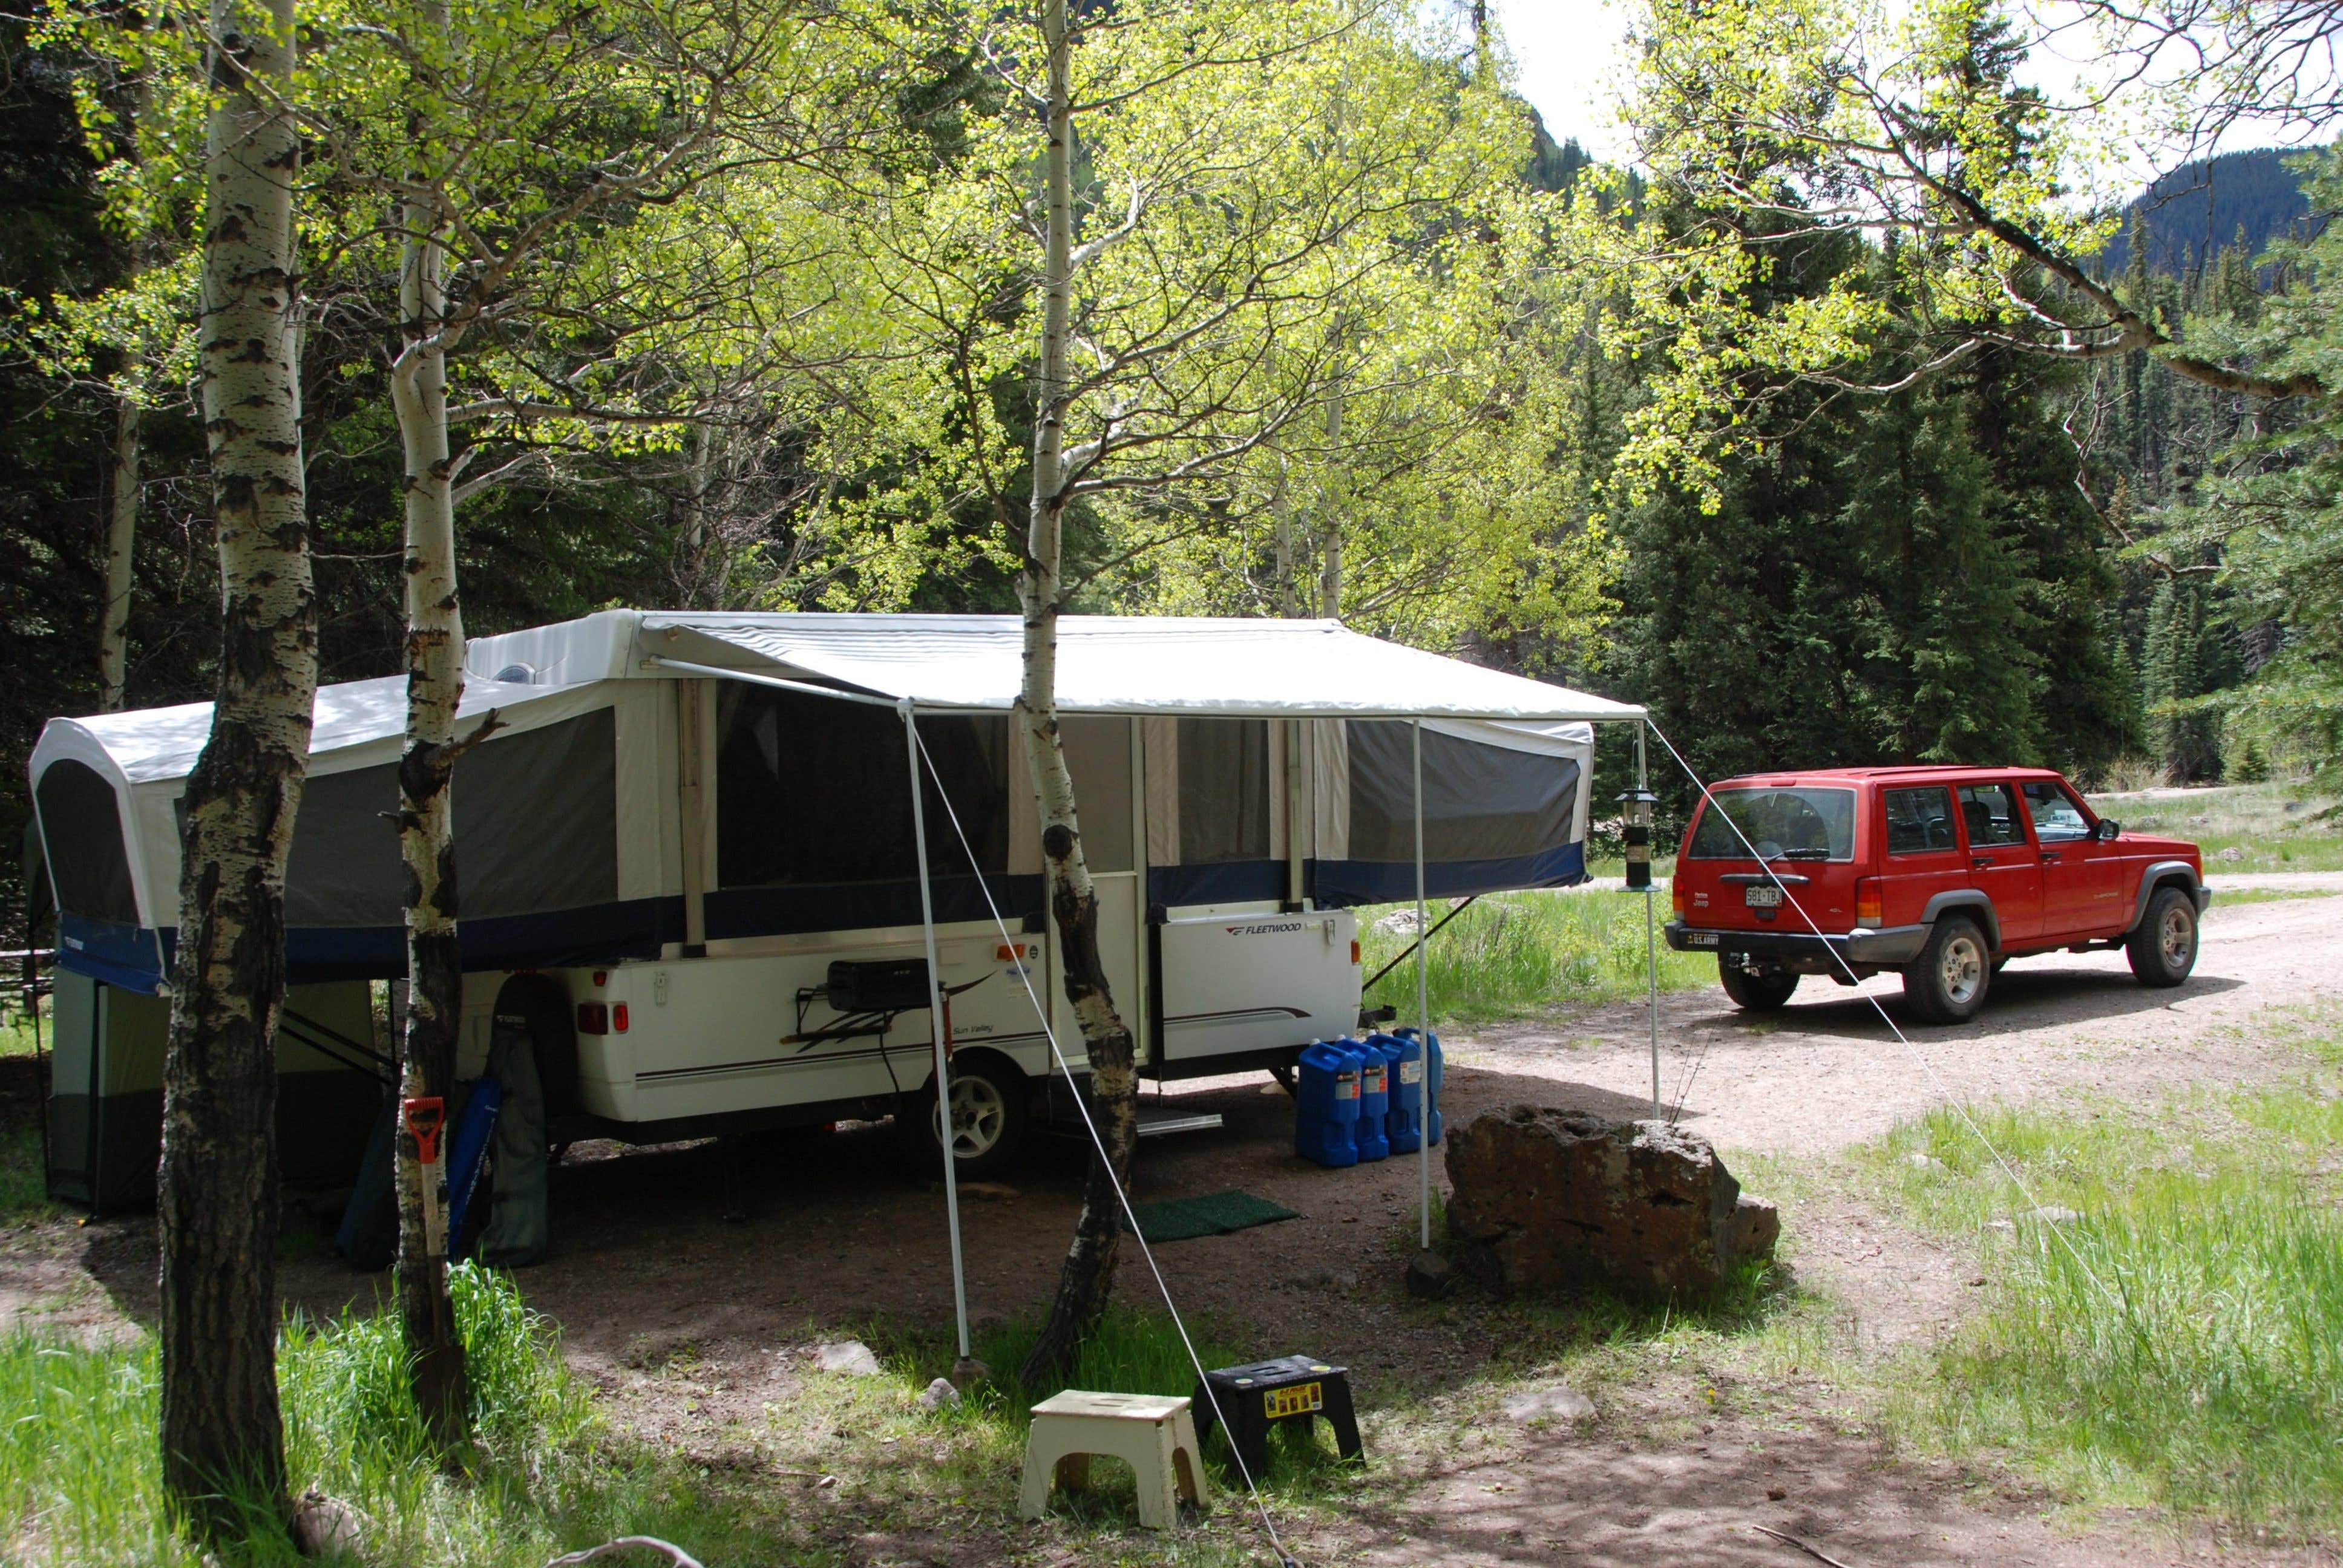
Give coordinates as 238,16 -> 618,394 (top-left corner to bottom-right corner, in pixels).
1018,1390 -> 1208,1528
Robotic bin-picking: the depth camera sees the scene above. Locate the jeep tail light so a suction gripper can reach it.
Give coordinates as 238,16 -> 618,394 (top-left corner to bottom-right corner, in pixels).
577,1002 -> 608,1034
1351,939 -> 1362,964
1855,878 -> 1883,928
1672,881 -> 1687,916
613,1003 -> 630,1033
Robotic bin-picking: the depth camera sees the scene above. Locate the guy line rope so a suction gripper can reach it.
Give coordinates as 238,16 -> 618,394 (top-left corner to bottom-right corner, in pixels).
911,720 -> 1300,1568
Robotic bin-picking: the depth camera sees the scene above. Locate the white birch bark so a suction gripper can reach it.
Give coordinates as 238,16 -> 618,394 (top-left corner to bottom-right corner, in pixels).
388,169 -> 473,1443
1016,0 -> 1142,1388
156,0 -> 313,1536
1318,388 -> 1343,618
100,394 -> 139,710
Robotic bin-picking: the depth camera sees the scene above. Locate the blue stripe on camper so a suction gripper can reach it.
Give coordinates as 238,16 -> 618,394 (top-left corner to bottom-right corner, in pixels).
1309,841 -> 1588,907
136,898 -> 690,985
1147,860 -> 1286,908
267,898 -> 690,979
54,913 -> 166,993
705,876 -> 1046,940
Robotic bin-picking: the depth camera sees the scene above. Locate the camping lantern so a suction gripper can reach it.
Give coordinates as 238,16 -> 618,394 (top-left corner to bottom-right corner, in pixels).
1618,788 -> 1658,892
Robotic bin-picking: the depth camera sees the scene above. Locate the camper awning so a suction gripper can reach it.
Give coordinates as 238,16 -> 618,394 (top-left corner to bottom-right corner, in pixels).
637,614 -> 1645,723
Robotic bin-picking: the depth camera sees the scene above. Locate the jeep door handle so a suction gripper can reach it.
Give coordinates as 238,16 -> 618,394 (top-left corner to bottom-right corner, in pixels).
1971,857 -> 1994,870
2040,851 -> 2062,864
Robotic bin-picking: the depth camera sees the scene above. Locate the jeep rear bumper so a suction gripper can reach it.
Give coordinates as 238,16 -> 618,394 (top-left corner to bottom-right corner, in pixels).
1665,920 -> 1930,969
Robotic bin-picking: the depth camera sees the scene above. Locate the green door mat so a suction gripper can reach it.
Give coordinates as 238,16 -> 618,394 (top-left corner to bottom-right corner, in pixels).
1125,1189 -> 1298,1243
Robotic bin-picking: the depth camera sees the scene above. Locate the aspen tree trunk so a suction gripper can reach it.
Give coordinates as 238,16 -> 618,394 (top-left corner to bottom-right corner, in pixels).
1318,390 -> 1343,618
100,393 -> 140,710
1272,452 -> 1301,618
157,0 -> 312,1537
387,180 -> 471,1447
1017,0 -> 1141,1388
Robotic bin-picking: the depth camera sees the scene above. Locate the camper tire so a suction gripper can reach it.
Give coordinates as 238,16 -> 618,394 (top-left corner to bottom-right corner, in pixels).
899,1053 -> 1028,1180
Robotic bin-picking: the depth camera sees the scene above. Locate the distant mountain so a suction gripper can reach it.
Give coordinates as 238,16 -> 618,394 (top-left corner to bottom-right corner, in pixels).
2096,146 -> 2322,276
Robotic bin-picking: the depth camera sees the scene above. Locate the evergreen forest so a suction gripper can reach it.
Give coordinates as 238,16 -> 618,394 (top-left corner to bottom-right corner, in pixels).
5,0 -> 2342,914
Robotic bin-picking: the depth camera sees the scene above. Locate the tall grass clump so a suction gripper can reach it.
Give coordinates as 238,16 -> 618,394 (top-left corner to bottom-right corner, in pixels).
1361,890 -> 1709,1022
1875,1091 -> 2343,1536
0,1266 -> 765,1567
972,1306 -> 1244,1421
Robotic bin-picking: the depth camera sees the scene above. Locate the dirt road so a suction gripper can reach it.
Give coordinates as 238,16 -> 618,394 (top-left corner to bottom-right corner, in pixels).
1470,878 -> 2343,1159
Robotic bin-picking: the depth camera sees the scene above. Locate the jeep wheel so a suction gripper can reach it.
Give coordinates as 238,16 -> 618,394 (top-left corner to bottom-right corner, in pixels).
2127,885 -> 2199,988
1903,915 -> 1990,1025
1719,960 -> 1799,1011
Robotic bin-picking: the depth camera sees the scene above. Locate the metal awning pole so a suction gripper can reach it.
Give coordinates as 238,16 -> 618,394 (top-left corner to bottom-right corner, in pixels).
903,700 -> 972,1361
1640,720 -> 1660,1123
1414,718 -> 1432,1250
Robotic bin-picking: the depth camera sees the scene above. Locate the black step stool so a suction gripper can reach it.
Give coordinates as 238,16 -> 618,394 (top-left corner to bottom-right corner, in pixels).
1190,1354 -> 1362,1477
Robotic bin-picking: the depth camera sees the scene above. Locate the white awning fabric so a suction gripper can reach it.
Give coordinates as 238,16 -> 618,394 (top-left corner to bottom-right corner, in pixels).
637,613 -> 1645,723
41,673 -> 577,788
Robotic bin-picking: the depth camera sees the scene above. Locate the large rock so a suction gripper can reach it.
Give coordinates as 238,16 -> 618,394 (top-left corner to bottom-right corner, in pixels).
1445,1106 -> 1776,1301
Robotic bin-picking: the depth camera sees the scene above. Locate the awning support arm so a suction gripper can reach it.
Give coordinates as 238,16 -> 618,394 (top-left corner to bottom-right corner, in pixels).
1415,718 -> 1432,1252
903,699 -> 974,1363
1360,895 -> 1478,996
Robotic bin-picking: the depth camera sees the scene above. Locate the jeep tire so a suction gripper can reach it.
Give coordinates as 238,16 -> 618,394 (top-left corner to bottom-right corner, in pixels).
1719,960 -> 1799,1011
2127,884 -> 2199,988
1902,914 -> 1990,1025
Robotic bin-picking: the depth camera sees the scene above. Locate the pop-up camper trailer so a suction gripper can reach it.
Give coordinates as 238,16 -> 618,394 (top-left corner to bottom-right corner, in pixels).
29,611 -> 1645,1190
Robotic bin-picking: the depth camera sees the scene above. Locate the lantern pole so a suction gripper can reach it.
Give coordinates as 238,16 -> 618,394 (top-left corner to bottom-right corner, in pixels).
1624,722 -> 1662,1123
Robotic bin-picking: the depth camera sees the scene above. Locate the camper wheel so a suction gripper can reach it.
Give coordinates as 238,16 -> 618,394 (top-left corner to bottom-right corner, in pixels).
898,1053 -> 1028,1180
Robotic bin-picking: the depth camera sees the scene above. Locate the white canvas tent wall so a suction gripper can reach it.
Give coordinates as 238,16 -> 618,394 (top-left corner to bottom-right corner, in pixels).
29,611 -> 1639,996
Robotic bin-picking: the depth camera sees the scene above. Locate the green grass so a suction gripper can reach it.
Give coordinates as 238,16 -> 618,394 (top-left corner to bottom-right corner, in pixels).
0,1266 -> 806,1567
2091,779 -> 2343,873
1864,1074 -> 2343,1537
1,1017 -> 41,1057
2206,886 -> 2343,909
0,1116 -> 50,1221
1360,889 -> 1710,1024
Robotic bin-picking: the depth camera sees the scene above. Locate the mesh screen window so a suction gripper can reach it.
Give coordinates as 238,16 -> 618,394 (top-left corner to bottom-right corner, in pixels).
716,685 -> 1009,886
35,760 -> 138,923
1176,717 -> 1271,865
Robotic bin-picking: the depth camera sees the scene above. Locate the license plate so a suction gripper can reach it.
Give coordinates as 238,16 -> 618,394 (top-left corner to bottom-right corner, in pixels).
1685,930 -> 1719,947
1744,885 -> 1783,909
1264,1382 -> 1322,1420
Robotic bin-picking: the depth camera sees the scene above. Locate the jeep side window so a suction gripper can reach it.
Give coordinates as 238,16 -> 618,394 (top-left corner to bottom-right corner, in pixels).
1884,786 -> 1956,854
1957,782 -> 2027,847
2022,780 -> 2092,843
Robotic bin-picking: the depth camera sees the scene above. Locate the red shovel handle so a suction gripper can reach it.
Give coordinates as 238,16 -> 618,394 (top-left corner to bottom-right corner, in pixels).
402,1096 -> 445,1166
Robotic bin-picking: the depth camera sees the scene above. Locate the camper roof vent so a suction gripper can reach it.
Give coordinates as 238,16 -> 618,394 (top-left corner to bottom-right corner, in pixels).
493,662 -> 537,685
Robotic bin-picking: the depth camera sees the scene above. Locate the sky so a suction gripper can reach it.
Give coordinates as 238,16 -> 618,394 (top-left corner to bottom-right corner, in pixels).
1491,0 -> 1638,163
1487,0 -> 2322,186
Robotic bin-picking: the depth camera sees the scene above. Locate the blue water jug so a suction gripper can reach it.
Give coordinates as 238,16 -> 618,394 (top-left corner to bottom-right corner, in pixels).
1342,1037 -> 1389,1162
1372,1032 -> 1423,1154
1293,1040 -> 1362,1168
1395,1026 -> 1444,1146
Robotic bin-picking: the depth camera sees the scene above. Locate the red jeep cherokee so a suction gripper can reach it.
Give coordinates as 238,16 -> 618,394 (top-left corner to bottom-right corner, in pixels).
1663,766 -> 2208,1024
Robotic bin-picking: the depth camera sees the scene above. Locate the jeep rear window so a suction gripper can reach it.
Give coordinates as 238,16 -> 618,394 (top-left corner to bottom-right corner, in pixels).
1687,787 -> 1856,861
1884,786 -> 1956,854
